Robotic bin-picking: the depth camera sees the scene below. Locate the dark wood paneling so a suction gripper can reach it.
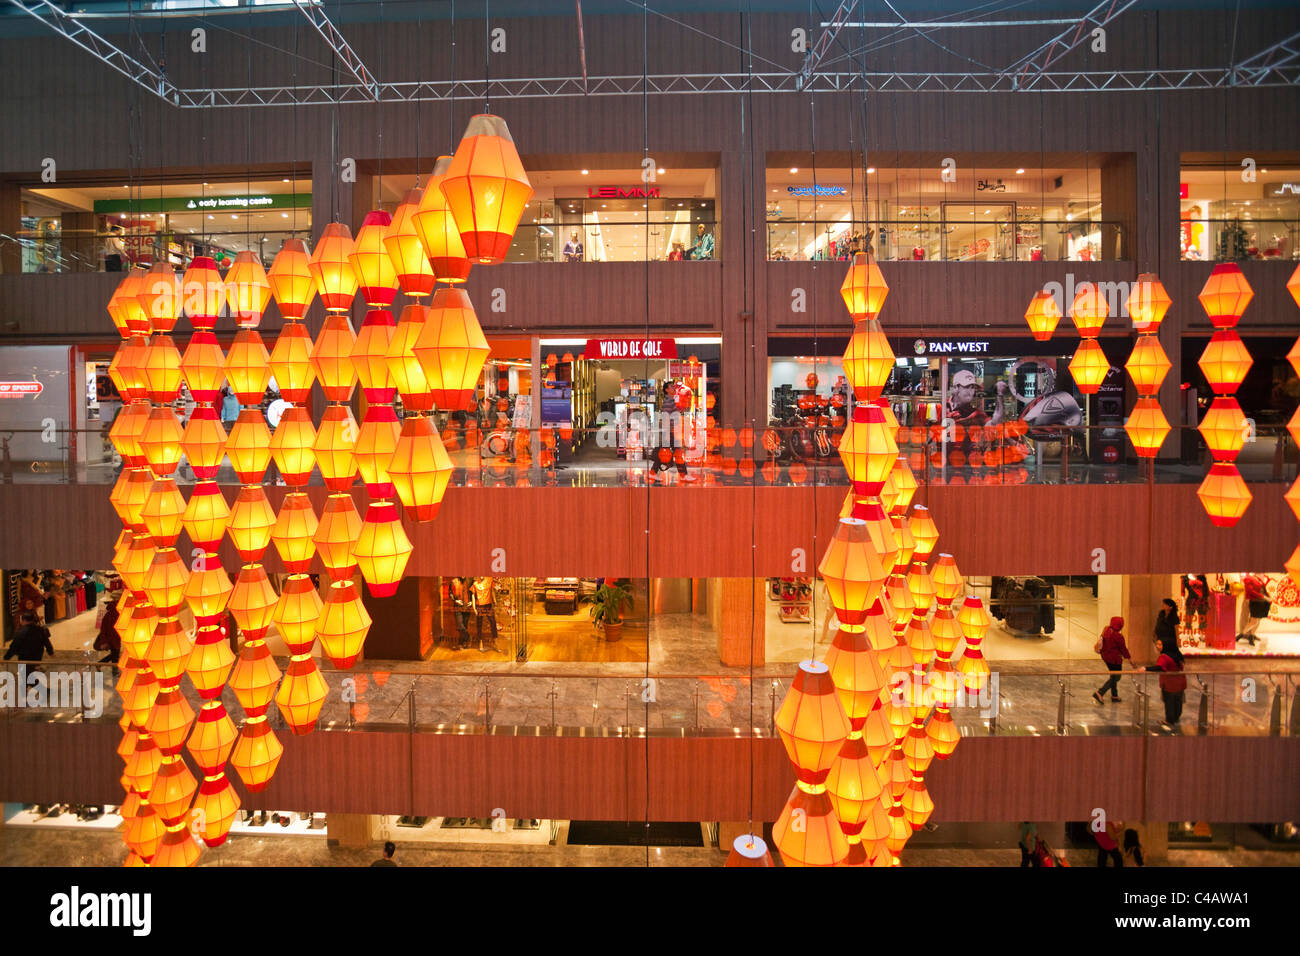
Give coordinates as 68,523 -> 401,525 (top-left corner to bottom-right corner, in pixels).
0,721 -> 122,805
238,728 -> 412,815
1144,737 -> 1300,822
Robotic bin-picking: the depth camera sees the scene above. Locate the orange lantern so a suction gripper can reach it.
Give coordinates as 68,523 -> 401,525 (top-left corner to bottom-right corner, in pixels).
191,772 -> 240,848
149,754 -> 198,823
268,321 -> 317,403
180,330 -> 225,402
142,548 -> 188,616
413,155 -> 472,283
1197,462 -> 1252,527
141,477 -> 186,547
386,187 -> 437,297
1069,283 -> 1108,337
1126,273 -> 1171,333
353,309 -> 397,403
353,407 -> 400,500
906,560 -> 936,614
927,707 -> 961,759
143,685 -> 195,756
826,732 -> 886,853
123,798 -> 164,860
353,501 -> 414,597
890,457 -> 918,513
311,313 -> 358,402
273,574 -> 323,654
227,485 -> 276,562
275,654 -> 329,735
823,622 -> 890,729
144,616 -> 192,684
1124,334 -> 1171,396
901,772 -> 935,830
842,320 -> 894,400
181,481 -> 229,553
388,414 -> 454,521
309,221 -> 359,312
182,556 -> 232,626
1197,397 -> 1247,462
958,632 -> 991,696
1198,262 -> 1253,328
1198,330 -> 1253,395
136,261 -> 180,334
839,252 -> 889,321
187,701 -> 237,773
227,563 -> 278,640
181,256 -> 225,329
227,638 -> 281,717
909,505 -> 939,559
1125,397 -> 1171,458
930,552 -> 963,605
317,579 -> 372,669
724,834 -> 774,867
1024,289 -> 1062,341
267,238 -> 316,321
818,518 -> 889,625
904,616 -> 936,668
773,783 -> 850,867
225,328 -> 272,403
314,493 -> 363,581
271,492 -> 318,574
350,209 -> 399,307
186,628 -> 235,701
140,334 -> 184,403
107,269 -> 147,337
228,715 -> 282,793
224,250 -> 273,327
413,286 -> 491,411
269,405 -> 318,487
775,660 -> 852,785
441,115 -> 535,265
1068,338 -> 1110,394
313,404 -> 358,492
837,403 -> 899,496
122,669 -> 160,733
387,304 -> 434,412
884,572 -> 915,628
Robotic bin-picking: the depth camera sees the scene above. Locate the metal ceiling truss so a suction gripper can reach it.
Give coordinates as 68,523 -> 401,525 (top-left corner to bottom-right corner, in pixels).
796,0 -> 858,91
1001,0 -> 1141,90
1230,29 -> 1300,87
288,0 -> 379,101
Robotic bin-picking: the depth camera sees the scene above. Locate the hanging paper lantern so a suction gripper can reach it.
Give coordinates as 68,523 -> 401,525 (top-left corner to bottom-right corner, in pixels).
826,731 -> 885,844
108,269 -> 147,336
1068,338 -> 1110,394
317,579 -> 372,669
182,558 -> 232,626
181,256 -> 224,328
900,772 -> 935,830
1286,543 -> 1300,587
314,493 -> 363,580
180,408 -> 227,482
180,330 -> 225,402
413,155 -> 473,283
1024,289 -> 1062,341
313,405 -> 358,491
186,627 -> 235,702
350,210 -> 399,307
1124,335 -> 1171,396
1286,476 -> 1300,523
269,405 -> 318,487
386,187 -> 437,297
275,655 -> 329,735
724,834 -> 775,867
354,406 -> 400,499
117,531 -> 156,594
138,407 -> 185,478
122,670 -> 161,734
440,115 -> 535,265
413,286 -> 491,411
1069,283 -> 1108,337
353,501 -> 414,597
352,309 -> 397,404
309,221 -> 359,312
386,304 -> 434,412
227,564 -> 278,640
839,252 -> 889,321
267,238 -> 316,321
1126,273 -> 1172,333
144,616 -> 192,685
119,599 -> 157,663
310,314 -> 359,401
181,482 -> 229,553
837,404 -> 899,496
1198,262 -> 1253,328
884,572 -> 915,628
822,622 -> 889,729
109,337 -> 149,402
227,639 -> 282,717
271,493 -> 319,573
227,485 -> 277,562
1197,397 -> 1247,462
143,685 -> 195,756
1197,462 -> 1252,527
906,560 -> 936,615
191,772 -> 240,848
273,574 -> 323,654
142,548 -> 188,616
930,553 -> 964,605
904,616 -> 935,668
775,660 -> 852,785
228,715 -> 282,793
842,320 -> 894,400
224,250 -> 272,326
140,336 -> 184,406
388,414 -> 454,521
818,518 -> 888,625
149,754 -> 198,823
141,478 -> 186,547
908,505 -> 939,559
268,321 -> 317,403
124,799 -> 164,860
927,707 -> 961,759
773,783 -> 850,867
957,631 -> 990,695
136,261 -> 181,334
1197,330 -> 1253,395
225,328 -> 272,403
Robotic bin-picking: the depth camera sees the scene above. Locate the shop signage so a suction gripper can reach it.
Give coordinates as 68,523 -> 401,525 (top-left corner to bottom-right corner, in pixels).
976,179 -> 1007,192
913,339 -> 991,355
583,338 -> 678,360
585,186 -> 661,199
1179,183 -> 1189,199
93,193 -> 312,215
1272,183 -> 1300,196
668,360 -> 704,378
786,185 -> 846,197
0,380 -> 42,398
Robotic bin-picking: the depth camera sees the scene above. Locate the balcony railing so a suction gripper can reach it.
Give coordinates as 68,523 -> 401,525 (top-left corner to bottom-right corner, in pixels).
765,219 -> 1126,262
4,422 -> 1293,488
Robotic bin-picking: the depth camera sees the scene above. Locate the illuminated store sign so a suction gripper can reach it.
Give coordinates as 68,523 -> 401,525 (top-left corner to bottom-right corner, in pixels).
913,339 -> 991,355
94,193 -> 311,215
0,380 -> 43,398
585,186 -> 662,199
787,185 -> 847,197
583,338 -> 678,359
1272,183 -> 1300,196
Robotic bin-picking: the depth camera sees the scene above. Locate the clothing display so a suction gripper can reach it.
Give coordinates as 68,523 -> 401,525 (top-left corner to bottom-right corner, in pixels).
989,576 -> 1056,635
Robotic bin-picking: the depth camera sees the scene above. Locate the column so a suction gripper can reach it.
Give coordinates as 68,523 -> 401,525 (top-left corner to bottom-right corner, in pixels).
359,575 -> 426,660
325,813 -> 375,848
0,179 -> 20,274
1121,573 -> 1167,666
712,577 -> 765,668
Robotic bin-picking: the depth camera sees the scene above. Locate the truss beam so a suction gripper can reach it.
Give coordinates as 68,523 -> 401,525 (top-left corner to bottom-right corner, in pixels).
796,0 -> 857,92
1001,0 -> 1140,90
1230,29 -> 1300,86
289,0 -> 379,101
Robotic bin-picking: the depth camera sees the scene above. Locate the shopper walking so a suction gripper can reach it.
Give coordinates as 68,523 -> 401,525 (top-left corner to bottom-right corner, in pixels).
1093,821 -> 1124,867
4,612 -> 55,663
370,841 -> 397,867
1145,637 -> 1187,730
93,595 -> 121,664
1237,574 -> 1272,646
1154,598 -> 1179,649
1092,616 -> 1130,705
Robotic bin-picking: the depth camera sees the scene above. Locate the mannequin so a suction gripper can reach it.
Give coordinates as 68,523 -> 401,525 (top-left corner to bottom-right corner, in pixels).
472,576 -> 499,652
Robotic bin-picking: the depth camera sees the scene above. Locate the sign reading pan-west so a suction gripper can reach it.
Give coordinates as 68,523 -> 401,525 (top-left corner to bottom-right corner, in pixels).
93,193 -> 313,215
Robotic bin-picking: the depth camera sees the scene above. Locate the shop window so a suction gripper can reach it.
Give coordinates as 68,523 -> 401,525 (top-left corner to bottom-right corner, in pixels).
1179,155 -> 1300,261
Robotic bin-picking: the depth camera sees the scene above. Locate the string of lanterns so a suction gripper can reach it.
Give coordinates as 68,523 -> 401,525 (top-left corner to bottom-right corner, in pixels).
730,254 -> 985,867
1285,265 -> 1300,583
104,114 -> 532,865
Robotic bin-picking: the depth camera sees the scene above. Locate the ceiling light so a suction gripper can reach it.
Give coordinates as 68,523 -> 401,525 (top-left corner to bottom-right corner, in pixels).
281,213 -> 289,219
657,168 -> 665,174
581,169 -> 589,175
207,215 -> 214,220
1016,168 -> 1025,174
866,167 -> 876,174
789,167 -> 799,174
984,209 -> 990,214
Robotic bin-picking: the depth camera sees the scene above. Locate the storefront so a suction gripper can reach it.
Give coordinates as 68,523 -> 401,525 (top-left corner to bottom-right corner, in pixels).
0,345 -> 77,480
1175,572 -> 1300,657
1179,159 -> 1300,261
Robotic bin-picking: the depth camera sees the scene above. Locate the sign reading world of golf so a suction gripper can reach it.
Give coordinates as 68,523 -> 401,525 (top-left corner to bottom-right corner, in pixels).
583,338 -> 679,360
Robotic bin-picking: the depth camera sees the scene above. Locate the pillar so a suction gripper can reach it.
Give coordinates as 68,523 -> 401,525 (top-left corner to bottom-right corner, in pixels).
325,813 -> 375,848
712,577 -> 765,668
359,574 -> 427,660
0,179 -> 20,274
1121,573 -> 1167,666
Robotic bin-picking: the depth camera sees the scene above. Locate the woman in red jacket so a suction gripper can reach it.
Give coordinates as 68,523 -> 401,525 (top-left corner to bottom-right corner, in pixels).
1092,616 -> 1131,705
1145,637 -> 1187,730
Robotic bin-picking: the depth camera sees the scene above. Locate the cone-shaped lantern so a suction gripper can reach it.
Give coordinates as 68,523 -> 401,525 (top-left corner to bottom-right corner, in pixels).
317,579 -> 372,669
773,783 -> 850,867
1126,273 -> 1171,333
842,320 -> 894,400
224,250 -> 272,327
839,252 -> 889,321
1198,262 -> 1253,328
724,834 -> 775,867
229,715 -> 282,793
388,413 -> 453,521
350,210 -> 399,307
309,221 -> 359,312
275,654 -> 329,735
1024,289 -> 1063,341
413,286 -> 490,411
267,238 -> 315,321
440,115 -> 534,264
1197,462 -> 1252,527
817,518 -> 888,625
413,156 -> 473,283
386,187 -> 436,297
353,501 -> 414,597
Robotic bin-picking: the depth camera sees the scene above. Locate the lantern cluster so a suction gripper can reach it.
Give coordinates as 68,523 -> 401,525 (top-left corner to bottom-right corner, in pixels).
1066,282 -> 1111,395
104,113 -> 531,865
1194,264 -> 1254,527
770,255 -> 978,867
1122,274 -> 1173,458
1285,264 -> 1300,582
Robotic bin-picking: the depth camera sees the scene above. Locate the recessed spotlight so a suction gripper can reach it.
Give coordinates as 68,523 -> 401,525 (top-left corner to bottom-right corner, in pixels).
866,167 -> 876,174
207,215 -> 214,220
1016,168 -> 1025,174
601,204 -> 606,208
984,209 -> 990,214
789,167 -> 799,174
281,213 -> 289,218
657,168 -> 665,175
122,184 -> 129,189
581,169 -> 589,175
231,214 -> 238,219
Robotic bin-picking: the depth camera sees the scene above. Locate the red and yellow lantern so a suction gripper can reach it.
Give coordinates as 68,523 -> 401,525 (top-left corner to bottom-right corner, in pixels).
309,221 -> 359,312
440,115 -> 535,265
413,286 -> 490,411
386,187 -> 437,297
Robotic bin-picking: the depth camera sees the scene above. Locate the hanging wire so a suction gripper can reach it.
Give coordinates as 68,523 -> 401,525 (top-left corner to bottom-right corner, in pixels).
450,0 -> 457,149
245,0 -> 254,258
414,5 -> 423,184
291,17 -> 300,239
484,0 -> 491,113
741,0 -> 758,847
639,0 -> 651,869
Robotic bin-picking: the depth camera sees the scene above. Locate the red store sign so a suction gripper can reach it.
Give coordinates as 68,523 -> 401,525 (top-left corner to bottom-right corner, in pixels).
0,381 -> 43,398
583,338 -> 678,360
586,186 -> 661,199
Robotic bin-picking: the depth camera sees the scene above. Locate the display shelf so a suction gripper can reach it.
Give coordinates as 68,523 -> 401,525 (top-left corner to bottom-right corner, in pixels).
769,576 -> 813,624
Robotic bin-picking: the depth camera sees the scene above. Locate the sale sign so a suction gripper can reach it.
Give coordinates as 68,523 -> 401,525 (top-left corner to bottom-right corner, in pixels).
0,381 -> 42,398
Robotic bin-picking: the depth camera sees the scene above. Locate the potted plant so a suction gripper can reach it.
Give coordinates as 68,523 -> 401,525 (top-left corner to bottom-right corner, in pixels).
589,581 -> 633,642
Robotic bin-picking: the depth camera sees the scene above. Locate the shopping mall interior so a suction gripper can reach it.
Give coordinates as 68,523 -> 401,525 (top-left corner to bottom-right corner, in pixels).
0,0 -> 1297,894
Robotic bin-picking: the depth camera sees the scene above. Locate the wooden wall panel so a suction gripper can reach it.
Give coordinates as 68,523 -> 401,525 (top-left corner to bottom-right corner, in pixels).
1144,737 -> 1300,822
239,729 -> 412,815
0,721 -> 121,805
